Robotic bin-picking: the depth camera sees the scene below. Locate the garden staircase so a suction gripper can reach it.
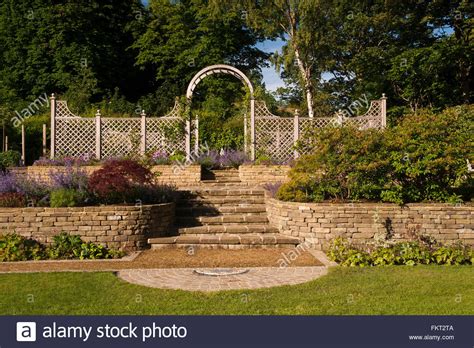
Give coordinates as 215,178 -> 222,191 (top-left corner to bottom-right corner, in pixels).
148,169 -> 300,249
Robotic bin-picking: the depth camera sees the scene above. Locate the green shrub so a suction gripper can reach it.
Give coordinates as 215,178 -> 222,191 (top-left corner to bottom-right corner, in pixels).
50,188 -> 87,207
328,237 -> 473,266
48,232 -> 83,259
283,105 -> 473,204
0,234 -> 46,261
0,150 -> 21,169
169,151 -> 186,163
47,232 -> 123,260
0,232 -> 124,261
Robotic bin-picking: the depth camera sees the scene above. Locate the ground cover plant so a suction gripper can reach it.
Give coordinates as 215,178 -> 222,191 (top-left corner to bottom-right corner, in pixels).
0,266 -> 472,315
279,105 -> 473,204
328,237 -> 473,267
0,233 -> 123,261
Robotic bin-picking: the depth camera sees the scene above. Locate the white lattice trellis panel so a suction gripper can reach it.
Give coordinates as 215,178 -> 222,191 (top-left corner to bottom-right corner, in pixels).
146,118 -> 185,154
56,101 -> 80,118
55,118 -> 95,157
255,117 -> 294,162
101,118 -> 141,158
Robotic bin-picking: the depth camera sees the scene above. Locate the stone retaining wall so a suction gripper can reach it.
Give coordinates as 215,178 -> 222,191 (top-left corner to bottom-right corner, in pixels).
152,165 -> 201,186
265,197 -> 474,250
239,165 -> 290,186
0,203 -> 175,251
11,165 -> 202,187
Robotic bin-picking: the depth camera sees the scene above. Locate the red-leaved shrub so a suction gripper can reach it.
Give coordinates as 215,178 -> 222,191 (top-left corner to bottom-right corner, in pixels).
88,159 -> 154,203
0,192 -> 26,207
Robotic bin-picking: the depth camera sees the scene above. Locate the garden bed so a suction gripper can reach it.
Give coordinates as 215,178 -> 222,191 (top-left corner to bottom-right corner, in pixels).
0,248 -> 322,272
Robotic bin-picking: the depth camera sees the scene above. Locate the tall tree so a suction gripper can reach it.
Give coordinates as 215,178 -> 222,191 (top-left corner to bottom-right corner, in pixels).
134,0 -> 268,101
0,0 -> 146,107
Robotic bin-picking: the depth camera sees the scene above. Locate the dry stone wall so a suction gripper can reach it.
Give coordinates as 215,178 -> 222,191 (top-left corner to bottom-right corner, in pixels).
266,197 -> 474,250
0,203 -> 175,251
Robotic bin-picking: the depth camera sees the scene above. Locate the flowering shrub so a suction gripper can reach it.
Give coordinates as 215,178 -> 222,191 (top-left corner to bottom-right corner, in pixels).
0,172 -> 18,194
280,105 -> 473,204
197,150 -> 220,169
0,192 -> 26,207
197,149 -> 248,169
14,175 -> 51,206
151,150 -> 170,165
33,153 -> 98,166
219,150 -> 248,168
50,166 -> 89,191
263,182 -> 282,198
88,159 -> 172,204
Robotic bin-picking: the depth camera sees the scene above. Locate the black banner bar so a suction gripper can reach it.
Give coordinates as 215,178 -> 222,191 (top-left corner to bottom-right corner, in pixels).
1,316 -> 472,348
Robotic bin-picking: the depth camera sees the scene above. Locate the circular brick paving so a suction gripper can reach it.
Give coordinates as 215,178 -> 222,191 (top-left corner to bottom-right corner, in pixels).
117,266 -> 328,291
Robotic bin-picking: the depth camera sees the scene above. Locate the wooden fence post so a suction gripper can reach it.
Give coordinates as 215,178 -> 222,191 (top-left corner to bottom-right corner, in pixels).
42,124 -> 47,157
50,93 -> 56,158
21,124 -> 25,165
381,93 -> 387,128
194,114 -> 199,156
250,98 -> 255,161
294,109 -> 299,159
95,109 -> 101,159
140,110 -> 146,155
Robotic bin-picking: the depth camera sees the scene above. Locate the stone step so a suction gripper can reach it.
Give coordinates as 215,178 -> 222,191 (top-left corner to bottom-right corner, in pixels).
200,181 -> 247,187
177,214 -> 269,226
176,205 -> 267,217
148,233 -> 301,249
202,169 -> 239,177
179,188 -> 264,197
201,178 -> 242,183
178,224 -> 278,235
178,197 -> 266,206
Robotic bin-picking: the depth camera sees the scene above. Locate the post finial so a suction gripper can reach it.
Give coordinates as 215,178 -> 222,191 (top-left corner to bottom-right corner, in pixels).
95,109 -> 101,117
50,93 -> 55,99
382,93 -> 387,99
141,110 -> 146,117
294,109 -> 299,117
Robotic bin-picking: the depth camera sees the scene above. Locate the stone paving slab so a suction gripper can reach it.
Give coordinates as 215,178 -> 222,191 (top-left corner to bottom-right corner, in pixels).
117,266 -> 328,292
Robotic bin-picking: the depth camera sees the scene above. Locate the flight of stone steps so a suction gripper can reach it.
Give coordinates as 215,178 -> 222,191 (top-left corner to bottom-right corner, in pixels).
148,169 -> 300,249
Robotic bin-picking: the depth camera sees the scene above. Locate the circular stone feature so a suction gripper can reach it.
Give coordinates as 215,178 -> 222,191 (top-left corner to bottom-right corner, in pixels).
193,268 -> 249,276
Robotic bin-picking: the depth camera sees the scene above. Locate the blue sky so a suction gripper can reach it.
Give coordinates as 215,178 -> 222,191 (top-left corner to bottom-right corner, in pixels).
255,39 -> 286,91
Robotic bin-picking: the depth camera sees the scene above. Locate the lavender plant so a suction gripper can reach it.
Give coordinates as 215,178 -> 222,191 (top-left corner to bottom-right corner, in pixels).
50,166 -> 89,191
219,150 -> 248,168
263,182 -> 283,198
0,171 -> 19,193
151,150 -> 170,165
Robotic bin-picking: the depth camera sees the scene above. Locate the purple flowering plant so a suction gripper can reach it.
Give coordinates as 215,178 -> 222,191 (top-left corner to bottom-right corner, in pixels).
151,150 -> 170,165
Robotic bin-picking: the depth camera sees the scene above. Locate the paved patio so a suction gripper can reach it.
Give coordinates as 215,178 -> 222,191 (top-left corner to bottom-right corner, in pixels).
117,266 -> 328,291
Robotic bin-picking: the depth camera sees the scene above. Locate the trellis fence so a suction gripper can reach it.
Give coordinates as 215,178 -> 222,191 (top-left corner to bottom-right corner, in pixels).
50,95 -> 196,159
250,95 -> 387,162
50,94 -> 386,162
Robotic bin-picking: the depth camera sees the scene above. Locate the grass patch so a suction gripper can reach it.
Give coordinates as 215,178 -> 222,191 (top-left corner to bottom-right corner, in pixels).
0,266 -> 472,315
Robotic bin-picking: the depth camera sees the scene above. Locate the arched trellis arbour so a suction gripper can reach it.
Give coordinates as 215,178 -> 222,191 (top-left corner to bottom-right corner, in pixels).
184,64 -> 256,161
50,64 -> 386,162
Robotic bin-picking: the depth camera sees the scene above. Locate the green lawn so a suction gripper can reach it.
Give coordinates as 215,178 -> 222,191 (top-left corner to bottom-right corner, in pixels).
0,266 -> 472,315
